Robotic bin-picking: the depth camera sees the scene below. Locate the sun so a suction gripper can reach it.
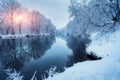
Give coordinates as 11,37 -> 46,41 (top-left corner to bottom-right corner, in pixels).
12,11 -> 33,26
18,15 -> 24,21
13,13 -> 26,24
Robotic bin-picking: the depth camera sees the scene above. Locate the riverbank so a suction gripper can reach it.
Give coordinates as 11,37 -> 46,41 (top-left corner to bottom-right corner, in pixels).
44,30 -> 120,80
0,33 -> 50,39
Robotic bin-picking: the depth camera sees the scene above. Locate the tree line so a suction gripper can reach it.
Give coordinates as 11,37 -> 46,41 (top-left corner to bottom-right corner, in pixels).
0,0 -> 56,35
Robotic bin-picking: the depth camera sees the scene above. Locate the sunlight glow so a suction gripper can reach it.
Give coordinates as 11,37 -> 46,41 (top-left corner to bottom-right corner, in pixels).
14,14 -> 24,23
13,12 -> 28,25
18,15 -> 24,21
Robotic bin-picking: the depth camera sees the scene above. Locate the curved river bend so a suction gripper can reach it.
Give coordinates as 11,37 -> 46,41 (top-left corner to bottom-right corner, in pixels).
0,36 -> 89,80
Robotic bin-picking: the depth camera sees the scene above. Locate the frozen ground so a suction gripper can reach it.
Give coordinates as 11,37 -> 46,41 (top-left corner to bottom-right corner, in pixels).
0,33 -> 50,39
44,30 -> 120,80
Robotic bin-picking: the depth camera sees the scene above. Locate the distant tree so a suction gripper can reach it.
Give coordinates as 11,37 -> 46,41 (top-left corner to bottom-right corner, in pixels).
29,10 -> 56,35
0,17 -> 4,34
30,10 -> 41,34
0,0 -> 21,34
0,0 -> 56,35
15,8 -> 28,35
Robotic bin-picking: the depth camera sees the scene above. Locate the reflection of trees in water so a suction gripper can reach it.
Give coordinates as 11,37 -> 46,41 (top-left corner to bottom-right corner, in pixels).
0,35 -> 55,71
28,36 -> 55,59
65,36 -> 91,67
0,39 -> 24,71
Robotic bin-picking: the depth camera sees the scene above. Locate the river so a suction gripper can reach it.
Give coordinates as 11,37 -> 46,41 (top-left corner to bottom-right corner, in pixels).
0,35 -> 90,80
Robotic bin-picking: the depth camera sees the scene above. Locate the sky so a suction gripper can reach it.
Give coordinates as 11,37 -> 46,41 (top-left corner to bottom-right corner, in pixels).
19,0 -> 70,29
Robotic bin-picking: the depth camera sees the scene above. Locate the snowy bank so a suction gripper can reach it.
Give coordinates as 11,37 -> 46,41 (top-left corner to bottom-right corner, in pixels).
87,30 -> 120,59
0,33 -> 50,39
44,30 -> 120,80
44,59 -> 120,80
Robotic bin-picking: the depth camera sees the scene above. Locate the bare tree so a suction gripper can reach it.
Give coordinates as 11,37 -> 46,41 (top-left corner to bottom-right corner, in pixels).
104,0 -> 120,26
30,10 -> 41,34
68,0 -> 120,36
86,0 -> 120,32
0,17 -> 4,34
0,0 -> 21,35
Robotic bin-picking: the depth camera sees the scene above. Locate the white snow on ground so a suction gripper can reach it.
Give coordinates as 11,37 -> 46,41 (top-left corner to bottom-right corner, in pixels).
1,35 -> 26,39
44,30 -> 120,80
0,33 -> 50,39
87,30 -> 120,58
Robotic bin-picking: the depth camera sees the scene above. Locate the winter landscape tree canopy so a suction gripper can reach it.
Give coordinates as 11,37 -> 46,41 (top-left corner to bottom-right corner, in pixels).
64,0 -> 120,37
0,0 -> 56,36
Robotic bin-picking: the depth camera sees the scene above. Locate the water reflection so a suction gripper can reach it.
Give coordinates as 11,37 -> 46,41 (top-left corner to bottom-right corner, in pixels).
0,36 -> 55,73
65,36 -> 91,67
0,35 -> 92,80
21,38 -> 72,80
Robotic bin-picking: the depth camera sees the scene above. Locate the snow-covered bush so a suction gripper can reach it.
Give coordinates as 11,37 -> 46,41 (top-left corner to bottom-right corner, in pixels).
5,69 -> 23,80
4,67 -> 58,80
42,67 -> 59,80
5,68 -> 38,80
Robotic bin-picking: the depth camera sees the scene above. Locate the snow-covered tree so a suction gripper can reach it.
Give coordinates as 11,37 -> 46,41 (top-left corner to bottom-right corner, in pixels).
87,0 -> 120,31
0,0 -> 56,36
0,17 -> 4,34
102,0 -> 120,27
0,0 -> 21,34
66,0 -> 120,36
29,10 -> 41,34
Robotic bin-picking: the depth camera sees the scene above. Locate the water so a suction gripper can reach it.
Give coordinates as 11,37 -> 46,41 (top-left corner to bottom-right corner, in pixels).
0,35 -> 90,80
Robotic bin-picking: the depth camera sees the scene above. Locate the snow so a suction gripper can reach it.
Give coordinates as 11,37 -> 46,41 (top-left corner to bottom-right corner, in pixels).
77,0 -> 91,5
44,29 -> 120,80
44,59 -> 120,80
5,69 -> 38,80
87,30 -> 120,58
1,35 -> 26,39
5,69 -> 24,80
0,33 -> 50,39
30,71 -> 37,80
